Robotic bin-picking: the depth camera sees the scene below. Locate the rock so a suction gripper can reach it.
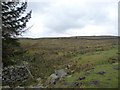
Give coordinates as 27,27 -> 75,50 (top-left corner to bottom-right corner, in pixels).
108,78 -> 111,80
96,71 -> 106,75
48,74 -> 58,84
50,74 -> 58,79
48,69 -> 67,85
111,61 -> 116,63
71,70 -> 75,74
2,65 -> 30,87
63,82 -> 68,85
79,76 -> 86,80
66,64 -> 71,69
72,82 -> 82,86
85,72 -> 90,75
55,69 -> 67,78
2,85 -> 10,88
33,85 -> 44,88
67,75 -> 72,78
113,66 -> 120,70
36,78 -> 41,82
90,80 -> 99,85
73,82 -> 79,86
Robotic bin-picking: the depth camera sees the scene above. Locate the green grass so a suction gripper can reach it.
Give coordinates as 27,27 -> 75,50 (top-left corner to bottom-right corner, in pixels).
10,37 -> 118,88
73,48 -> 118,66
58,48 -> 118,88
62,63 -> 118,88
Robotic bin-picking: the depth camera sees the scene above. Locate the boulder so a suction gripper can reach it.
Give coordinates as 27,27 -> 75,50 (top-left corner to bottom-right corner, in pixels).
90,80 -> 99,85
48,74 -> 58,84
79,76 -> 86,80
96,71 -> 106,75
55,69 -> 67,78
47,69 -> 67,85
36,78 -> 41,82
72,82 -> 82,86
108,78 -> 111,81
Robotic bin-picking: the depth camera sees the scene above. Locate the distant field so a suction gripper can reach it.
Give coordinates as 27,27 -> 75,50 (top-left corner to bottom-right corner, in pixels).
17,36 -> 119,88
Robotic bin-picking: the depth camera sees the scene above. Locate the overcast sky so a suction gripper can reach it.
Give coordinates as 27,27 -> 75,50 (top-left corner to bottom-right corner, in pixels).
21,0 -> 118,38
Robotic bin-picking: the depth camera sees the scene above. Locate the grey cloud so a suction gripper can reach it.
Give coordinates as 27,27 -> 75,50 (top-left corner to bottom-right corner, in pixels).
26,1 -> 117,37
42,2 -> 110,33
27,2 -> 51,14
44,14 -> 84,32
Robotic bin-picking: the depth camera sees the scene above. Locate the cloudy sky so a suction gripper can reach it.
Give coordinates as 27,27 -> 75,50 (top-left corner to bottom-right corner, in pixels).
21,0 -> 118,38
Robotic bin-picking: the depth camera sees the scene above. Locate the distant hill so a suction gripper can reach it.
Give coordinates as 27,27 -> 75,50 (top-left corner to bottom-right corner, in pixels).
18,36 -> 119,40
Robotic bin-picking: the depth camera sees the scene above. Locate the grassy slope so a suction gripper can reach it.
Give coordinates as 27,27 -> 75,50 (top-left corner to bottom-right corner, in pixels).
17,37 -> 118,88
56,48 -> 118,88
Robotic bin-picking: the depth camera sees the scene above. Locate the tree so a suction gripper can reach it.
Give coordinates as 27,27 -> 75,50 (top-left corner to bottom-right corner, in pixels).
2,1 -> 32,67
